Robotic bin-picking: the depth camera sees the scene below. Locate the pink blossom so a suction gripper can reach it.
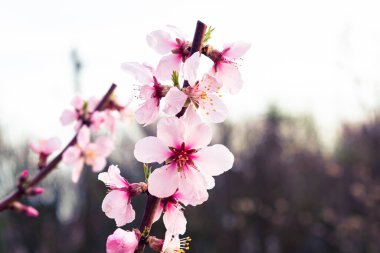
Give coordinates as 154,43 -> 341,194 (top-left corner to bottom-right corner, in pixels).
153,191 -> 187,235
62,126 -> 114,182
106,228 -> 138,253
60,95 -> 85,126
208,41 -> 251,94
90,110 -> 119,134
146,27 -> 189,80
168,53 -> 228,123
60,95 -> 100,129
98,165 -> 136,226
161,232 -> 191,253
134,113 -> 234,203
122,62 -> 181,125
29,137 -> 61,156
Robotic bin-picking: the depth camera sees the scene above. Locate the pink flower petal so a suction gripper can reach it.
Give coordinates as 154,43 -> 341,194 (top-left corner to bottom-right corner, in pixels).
121,62 -> 154,84
102,190 -> 135,226
199,73 -> 222,93
182,104 -> 202,126
95,136 -> 114,157
146,30 -> 177,54
153,203 -> 164,223
223,41 -> 251,58
199,93 -> 228,123
184,122 -> 212,149
87,97 -> 100,112
178,168 -> 208,206
163,205 -> 187,235
90,156 -> 107,172
162,232 -> 175,253
90,111 -> 106,131
42,137 -> 61,154
201,171 -> 215,190
135,99 -> 159,126
134,136 -> 169,164
98,165 -> 128,189
163,87 -> 187,116
71,95 -> 83,110
71,158 -> 85,183
157,117 -> 185,147
217,63 -> 243,94
183,53 -> 200,85
77,126 -> 90,149
29,140 -> 41,154
106,228 -> 138,253
148,165 -> 179,198
156,54 -> 182,81
60,109 -> 77,125
195,144 -> 234,176
62,146 -> 81,165
139,85 -> 155,100
166,25 -> 187,40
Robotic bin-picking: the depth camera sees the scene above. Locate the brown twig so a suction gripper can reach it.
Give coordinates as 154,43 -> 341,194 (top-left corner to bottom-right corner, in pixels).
137,20 -> 207,253
0,83 -> 117,212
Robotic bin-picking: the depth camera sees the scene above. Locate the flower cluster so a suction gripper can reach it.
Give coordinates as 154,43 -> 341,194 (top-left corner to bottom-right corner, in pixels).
1,21 -> 248,253
99,23 -> 249,253
29,94 -> 128,183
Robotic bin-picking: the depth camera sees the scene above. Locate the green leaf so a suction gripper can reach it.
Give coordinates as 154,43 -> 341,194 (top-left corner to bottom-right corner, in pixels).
142,226 -> 150,237
203,26 -> 215,45
171,71 -> 180,88
143,164 -> 152,182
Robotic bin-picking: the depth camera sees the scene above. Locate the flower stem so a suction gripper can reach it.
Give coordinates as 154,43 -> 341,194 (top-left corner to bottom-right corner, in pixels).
137,20 -> 207,253
0,84 -> 117,212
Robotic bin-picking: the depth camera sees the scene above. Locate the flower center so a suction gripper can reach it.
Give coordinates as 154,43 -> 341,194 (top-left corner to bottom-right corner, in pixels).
84,148 -> 97,161
166,142 -> 197,171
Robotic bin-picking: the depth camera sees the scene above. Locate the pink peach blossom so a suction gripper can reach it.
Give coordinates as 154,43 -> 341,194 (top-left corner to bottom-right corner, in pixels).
29,137 -> 61,156
98,165 -> 136,226
60,95 -> 100,129
134,113 -> 234,203
106,228 -> 138,253
62,126 -> 114,182
146,27 -> 189,80
169,53 -> 228,123
122,62 -> 182,125
209,41 -> 251,94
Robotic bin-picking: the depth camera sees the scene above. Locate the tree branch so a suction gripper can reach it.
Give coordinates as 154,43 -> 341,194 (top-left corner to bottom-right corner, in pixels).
137,20 -> 207,253
0,83 -> 117,212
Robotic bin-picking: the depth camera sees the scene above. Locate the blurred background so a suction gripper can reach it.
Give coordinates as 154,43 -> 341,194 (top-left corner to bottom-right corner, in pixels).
1,0 -> 380,252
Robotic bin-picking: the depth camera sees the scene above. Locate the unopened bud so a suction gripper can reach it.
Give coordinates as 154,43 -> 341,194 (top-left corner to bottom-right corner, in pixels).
129,182 -> 148,197
147,236 -> 164,252
27,187 -> 45,196
24,206 -> 39,217
18,170 -> 29,185
11,202 -> 39,218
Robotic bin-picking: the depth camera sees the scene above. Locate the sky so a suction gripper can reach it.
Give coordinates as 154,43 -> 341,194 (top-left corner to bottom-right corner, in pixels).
1,0 -> 380,147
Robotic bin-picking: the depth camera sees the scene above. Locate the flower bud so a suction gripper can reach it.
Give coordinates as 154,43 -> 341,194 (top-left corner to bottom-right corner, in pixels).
129,182 -> 148,197
11,202 -> 39,218
18,170 -> 29,185
27,187 -> 45,196
24,206 -> 39,217
147,236 -> 164,252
